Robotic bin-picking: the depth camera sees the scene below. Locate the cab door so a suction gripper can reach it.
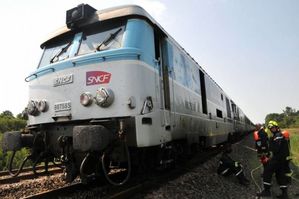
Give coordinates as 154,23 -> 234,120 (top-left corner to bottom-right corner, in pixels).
155,34 -> 175,130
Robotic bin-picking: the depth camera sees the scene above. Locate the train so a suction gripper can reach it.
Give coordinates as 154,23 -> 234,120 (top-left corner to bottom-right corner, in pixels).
2,4 -> 254,185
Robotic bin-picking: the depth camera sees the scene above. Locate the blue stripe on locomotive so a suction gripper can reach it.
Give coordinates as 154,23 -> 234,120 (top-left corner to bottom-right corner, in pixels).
27,17 -> 200,96
26,19 -> 158,81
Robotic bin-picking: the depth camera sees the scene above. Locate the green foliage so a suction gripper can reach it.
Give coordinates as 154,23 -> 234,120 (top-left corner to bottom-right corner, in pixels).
265,113 -> 284,126
0,110 -> 29,171
1,149 -> 31,171
16,108 -> 29,120
290,132 -> 299,166
265,106 -> 299,128
0,110 -> 14,118
0,117 -> 27,133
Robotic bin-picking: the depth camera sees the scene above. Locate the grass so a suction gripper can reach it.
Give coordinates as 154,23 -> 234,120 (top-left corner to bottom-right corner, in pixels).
285,128 -> 299,167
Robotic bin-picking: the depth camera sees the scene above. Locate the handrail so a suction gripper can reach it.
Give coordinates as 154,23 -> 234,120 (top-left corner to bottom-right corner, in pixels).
72,51 -> 141,66
25,67 -> 55,82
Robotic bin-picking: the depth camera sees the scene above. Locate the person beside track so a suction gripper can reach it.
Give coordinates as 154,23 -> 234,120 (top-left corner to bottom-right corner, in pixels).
217,143 -> 250,186
257,121 -> 290,199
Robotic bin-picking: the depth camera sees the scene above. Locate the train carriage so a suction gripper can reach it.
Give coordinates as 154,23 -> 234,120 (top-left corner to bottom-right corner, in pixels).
2,4 -> 254,185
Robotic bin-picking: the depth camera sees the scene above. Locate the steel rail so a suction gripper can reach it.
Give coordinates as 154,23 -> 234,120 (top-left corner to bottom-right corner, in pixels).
0,164 -> 61,177
0,167 -> 63,184
22,182 -> 84,199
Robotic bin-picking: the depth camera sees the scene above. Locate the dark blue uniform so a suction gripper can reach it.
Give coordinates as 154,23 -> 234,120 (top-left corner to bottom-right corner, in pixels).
262,131 -> 290,198
217,146 -> 249,186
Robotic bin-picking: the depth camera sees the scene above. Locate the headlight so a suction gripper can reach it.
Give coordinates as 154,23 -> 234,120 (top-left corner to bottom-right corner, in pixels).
95,87 -> 114,107
80,92 -> 93,106
37,100 -> 48,112
27,100 -> 39,116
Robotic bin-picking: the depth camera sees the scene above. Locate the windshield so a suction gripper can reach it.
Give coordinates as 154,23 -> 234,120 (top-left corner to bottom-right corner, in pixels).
38,21 -> 125,68
78,21 -> 125,55
38,36 -> 73,68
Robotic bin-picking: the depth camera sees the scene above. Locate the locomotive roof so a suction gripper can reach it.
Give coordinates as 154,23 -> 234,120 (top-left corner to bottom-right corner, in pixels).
41,5 -> 227,98
41,5 -> 164,48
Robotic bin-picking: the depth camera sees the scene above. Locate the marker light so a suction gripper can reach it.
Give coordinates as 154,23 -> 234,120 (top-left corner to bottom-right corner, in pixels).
37,100 -> 48,112
95,87 -> 114,107
27,100 -> 39,116
80,92 -> 93,106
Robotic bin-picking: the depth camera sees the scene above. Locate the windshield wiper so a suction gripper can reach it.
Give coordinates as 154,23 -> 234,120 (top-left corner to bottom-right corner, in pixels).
96,28 -> 122,51
50,41 -> 72,63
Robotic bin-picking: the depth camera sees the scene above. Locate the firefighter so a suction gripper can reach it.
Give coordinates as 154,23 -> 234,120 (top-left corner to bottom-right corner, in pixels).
253,124 -> 270,165
257,121 -> 290,199
217,143 -> 250,186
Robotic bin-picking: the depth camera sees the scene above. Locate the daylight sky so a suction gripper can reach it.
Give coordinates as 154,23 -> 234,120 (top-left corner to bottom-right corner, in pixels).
0,0 -> 298,123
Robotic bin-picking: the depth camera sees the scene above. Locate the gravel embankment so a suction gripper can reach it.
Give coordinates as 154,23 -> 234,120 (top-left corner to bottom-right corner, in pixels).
133,134 -> 299,199
0,174 -> 79,199
1,134 -> 298,199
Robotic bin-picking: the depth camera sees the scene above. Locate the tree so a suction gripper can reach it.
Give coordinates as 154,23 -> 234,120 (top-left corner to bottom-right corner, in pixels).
282,116 -> 295,128
265,113 -> 284,126
0,110 -> 14,118
283,106 -> 296,117
16,108 -> 28,120
265,106 -> 298,128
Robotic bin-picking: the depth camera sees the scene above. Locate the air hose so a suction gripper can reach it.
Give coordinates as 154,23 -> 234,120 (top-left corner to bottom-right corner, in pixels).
291,174 -> 299,183
251,163 -> 299,193
32,155 -> 50,175
8,150 -> 31,177
101,140 -> 131,186
80,152 -> 96,179
250,163 -> 263,193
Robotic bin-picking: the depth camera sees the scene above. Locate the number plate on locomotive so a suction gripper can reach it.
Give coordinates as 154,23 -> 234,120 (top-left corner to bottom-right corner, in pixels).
53,74 -> 73,87
54,101 -> 71,112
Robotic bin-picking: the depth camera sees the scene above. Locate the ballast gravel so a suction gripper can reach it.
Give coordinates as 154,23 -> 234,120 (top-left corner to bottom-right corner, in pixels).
133,135 -> 299,199
1,134 -> 298,199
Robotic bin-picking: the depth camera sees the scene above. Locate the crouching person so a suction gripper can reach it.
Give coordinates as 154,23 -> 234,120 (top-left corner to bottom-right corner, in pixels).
217,143 -> 250,186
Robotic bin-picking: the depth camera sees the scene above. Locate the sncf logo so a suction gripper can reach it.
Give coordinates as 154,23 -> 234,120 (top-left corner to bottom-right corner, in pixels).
86,71 -> 111,86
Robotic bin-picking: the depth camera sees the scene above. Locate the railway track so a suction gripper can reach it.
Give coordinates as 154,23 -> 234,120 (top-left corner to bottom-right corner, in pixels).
105,146 -> 223,199
4,136 -> 247,199
21,145 -> 223,199
0,164 -> 63,184
23,182 -> 85,199
0,164 -> 61,177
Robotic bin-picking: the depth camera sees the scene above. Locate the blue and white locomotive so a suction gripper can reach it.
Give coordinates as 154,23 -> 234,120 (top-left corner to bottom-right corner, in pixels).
2,4 -> 254,184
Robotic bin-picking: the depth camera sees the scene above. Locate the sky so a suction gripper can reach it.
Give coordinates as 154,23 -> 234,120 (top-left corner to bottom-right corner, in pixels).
0,0 -> 298,123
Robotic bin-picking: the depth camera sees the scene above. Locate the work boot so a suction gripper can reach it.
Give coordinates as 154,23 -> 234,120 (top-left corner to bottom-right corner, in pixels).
257,189 -> 271,198
276,188 -> 289,199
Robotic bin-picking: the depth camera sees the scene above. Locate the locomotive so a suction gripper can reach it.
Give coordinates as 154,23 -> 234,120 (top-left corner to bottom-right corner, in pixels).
2,4 -> 254,185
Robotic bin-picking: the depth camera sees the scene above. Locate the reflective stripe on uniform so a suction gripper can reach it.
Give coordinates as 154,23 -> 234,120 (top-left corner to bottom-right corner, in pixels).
235,168 -> 243,176
274,136 -> 284,141
280,185 -> 287,188
221,168 -> 229,175
263,182 -> 271,186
